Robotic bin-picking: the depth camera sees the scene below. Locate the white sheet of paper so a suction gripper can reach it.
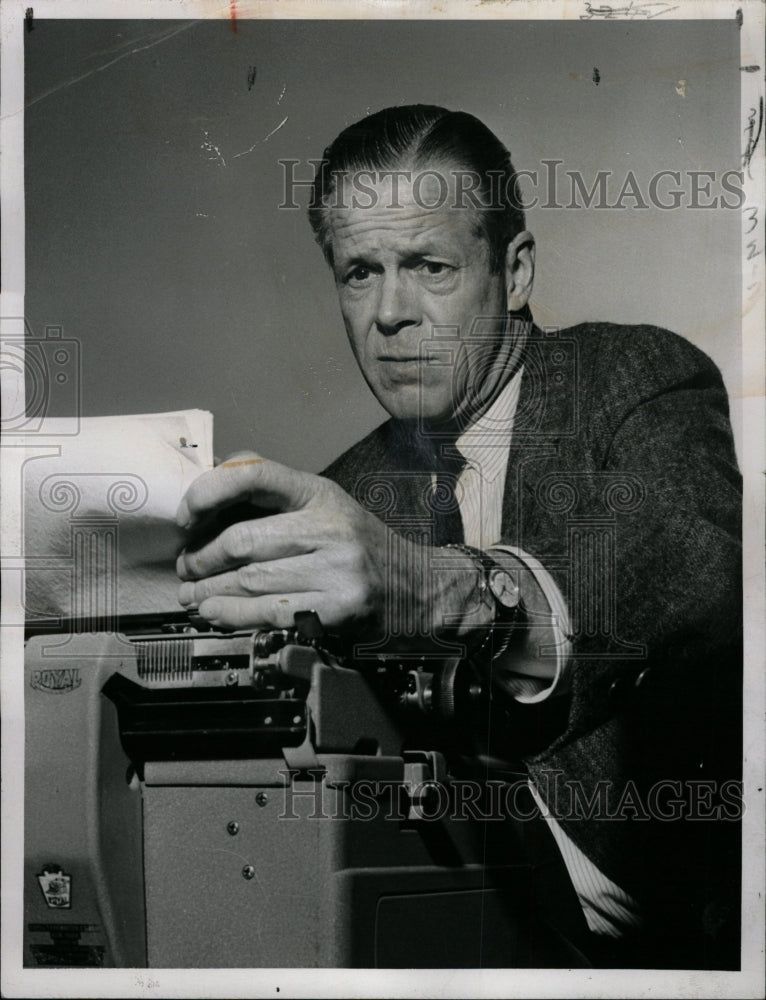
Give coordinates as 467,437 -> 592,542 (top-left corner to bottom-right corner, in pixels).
23,409 -> 213,622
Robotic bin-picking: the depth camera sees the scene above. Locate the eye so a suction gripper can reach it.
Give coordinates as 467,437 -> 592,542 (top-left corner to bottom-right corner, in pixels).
416,260 -> 453,279
346,264 -> 373,284
424,261 -> 447,275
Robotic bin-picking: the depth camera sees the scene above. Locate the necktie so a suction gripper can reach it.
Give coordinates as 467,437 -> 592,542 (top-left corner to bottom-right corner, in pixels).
430,447 -> 466,547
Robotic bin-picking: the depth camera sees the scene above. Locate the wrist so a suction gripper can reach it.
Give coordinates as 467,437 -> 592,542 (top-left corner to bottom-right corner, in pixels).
380,541 -> 518,654
430,543 -> 526,652
429,546 -> 493,641
445,544 -> 523,657
373,536 -> 483,653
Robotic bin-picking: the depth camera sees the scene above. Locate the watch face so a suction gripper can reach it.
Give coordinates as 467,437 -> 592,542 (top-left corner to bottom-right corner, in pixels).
488,567 -> 521,610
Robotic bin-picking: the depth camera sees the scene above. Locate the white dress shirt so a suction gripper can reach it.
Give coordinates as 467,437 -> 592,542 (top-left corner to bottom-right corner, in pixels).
448,366 -> 643,939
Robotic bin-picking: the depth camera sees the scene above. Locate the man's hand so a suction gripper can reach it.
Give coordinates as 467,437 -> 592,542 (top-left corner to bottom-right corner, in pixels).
176,452 -> 476,642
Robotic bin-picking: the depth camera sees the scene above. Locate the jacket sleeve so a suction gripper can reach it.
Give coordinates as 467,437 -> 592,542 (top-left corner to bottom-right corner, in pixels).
526,327 -> 742,756
514,330 -> 743,938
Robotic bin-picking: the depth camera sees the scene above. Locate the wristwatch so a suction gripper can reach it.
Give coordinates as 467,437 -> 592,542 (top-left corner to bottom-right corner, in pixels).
444,543 -> 523,661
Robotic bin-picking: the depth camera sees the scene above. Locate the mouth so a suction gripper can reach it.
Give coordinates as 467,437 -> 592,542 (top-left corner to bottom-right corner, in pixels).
376,355 -> 428,385
378,355 -> 424,363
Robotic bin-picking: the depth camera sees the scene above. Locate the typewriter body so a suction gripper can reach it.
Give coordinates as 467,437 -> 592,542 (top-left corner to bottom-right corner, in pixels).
24,613 -> 588,969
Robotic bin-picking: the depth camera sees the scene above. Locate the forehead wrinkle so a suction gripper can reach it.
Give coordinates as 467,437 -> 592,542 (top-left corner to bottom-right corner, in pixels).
329,207 -> 482,265
331,204 -> 451,236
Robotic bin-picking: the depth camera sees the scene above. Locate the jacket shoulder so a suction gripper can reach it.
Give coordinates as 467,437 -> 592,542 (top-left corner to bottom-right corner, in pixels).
562,321 -> 723,389
320,420 -> 393,493
560,322 -> 728,434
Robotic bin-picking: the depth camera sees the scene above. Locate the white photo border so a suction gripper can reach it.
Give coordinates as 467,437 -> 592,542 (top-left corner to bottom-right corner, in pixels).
1,2 -> 764,998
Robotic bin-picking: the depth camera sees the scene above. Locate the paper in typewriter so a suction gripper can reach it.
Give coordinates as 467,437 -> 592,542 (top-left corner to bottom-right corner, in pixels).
23,409 -> 213,623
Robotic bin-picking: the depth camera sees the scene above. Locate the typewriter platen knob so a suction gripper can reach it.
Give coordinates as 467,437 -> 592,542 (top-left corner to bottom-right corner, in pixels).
432,658 -> 484,722
253,629 -> 290,657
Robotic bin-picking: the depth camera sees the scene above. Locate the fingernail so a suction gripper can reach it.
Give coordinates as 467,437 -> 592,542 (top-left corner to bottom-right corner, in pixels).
178,582 -> 195,607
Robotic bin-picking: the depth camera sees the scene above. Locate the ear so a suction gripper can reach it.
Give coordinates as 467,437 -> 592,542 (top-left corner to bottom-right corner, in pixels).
504,230 -> 535,312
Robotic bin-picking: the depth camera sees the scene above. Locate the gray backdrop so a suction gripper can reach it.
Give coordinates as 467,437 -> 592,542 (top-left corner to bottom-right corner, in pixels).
25,18 -> 742,470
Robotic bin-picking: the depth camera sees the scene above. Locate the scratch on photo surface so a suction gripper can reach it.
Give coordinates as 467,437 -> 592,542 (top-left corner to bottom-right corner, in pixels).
201,130 -> 226,168
277,84 -> 287,104
12,21 -> 200,118
262,116 -> 289,142
232,116 -> 289,159
232,139 -> 260,160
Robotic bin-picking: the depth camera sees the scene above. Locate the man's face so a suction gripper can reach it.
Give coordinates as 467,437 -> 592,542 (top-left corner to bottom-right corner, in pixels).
327,168 -> 516,424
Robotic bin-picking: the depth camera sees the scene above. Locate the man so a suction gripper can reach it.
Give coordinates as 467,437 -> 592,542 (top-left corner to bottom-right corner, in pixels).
176,106 -> 742,968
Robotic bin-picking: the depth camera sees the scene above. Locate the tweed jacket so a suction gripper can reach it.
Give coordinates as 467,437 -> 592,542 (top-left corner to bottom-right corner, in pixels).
322,322 -> 742,961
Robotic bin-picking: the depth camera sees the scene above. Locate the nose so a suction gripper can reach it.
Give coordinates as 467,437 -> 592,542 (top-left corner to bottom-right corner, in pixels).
374,271 -> 419,336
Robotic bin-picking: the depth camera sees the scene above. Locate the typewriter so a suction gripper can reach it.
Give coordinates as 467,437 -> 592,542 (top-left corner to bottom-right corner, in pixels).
23,611 -> 589,969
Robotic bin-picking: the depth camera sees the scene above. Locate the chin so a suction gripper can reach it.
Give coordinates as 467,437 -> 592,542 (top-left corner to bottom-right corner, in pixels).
383,398 -> 453,424
374,380 -> 455,423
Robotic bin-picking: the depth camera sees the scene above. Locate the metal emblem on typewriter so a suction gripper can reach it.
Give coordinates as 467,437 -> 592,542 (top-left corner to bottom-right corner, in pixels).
36,865 -> 72,909
29,668 -> 82,693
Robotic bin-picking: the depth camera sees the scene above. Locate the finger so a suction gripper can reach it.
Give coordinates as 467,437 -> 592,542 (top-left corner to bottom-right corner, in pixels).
178,555 -> 326,607
197,592 -> 327,631
177,512 -> 315,581
177,454 -> 317,529
178,573 -> 244,608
